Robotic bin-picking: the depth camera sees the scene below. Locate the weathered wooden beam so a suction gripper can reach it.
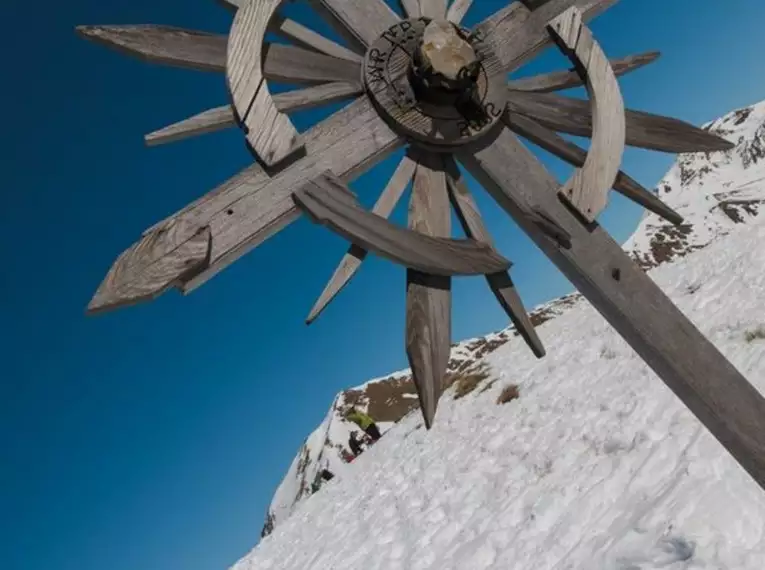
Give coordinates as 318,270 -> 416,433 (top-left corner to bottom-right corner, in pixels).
473,0 -> 619,77
262,43 -> 362,85
270,15 -> 364,63
446,0 -> 473,24
443,156 -> 545,358
504,113 -> 683,225
145,105 -> 236,147
459,126 -> 765,492
75,25 -> 227,72
273,82 -> 362,113
294,173 -> 508,276
506,90 -> 735,153
87,97 -> 404,313
311,0 -> 401,47
89,226 -> 212,314
507,51 -> 660,93
406,150 -> 452,429
306,153 -> 417,324
548,6 -> 625,221
418,0 -> 448,19
227,0 -> 302,167
294,172 -> 509,276
398,0 -> 420,18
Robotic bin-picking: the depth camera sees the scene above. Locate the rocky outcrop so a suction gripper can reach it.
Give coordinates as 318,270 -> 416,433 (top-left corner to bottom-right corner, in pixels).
625,100 -> 765,268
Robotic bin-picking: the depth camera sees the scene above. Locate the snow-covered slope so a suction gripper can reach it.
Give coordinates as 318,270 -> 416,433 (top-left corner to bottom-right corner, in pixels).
242,197 -> 765,569
260,294 -> 582,538
258,99 -> 765,540
625,101 -> 765,268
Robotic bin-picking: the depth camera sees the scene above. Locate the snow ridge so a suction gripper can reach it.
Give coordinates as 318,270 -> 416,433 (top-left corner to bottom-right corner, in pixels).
625,100 -> 765,268
242,211 -> 765,570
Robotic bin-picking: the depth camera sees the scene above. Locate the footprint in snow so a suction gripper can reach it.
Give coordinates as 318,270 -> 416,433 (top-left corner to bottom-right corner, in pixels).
614,536 -> 695,569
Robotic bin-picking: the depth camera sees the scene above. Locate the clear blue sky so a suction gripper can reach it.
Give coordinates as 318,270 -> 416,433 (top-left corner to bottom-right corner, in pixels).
2,1 -> 763,570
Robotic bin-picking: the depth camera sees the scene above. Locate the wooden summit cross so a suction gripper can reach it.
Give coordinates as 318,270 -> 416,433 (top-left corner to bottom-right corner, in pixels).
77,0 -> 765,491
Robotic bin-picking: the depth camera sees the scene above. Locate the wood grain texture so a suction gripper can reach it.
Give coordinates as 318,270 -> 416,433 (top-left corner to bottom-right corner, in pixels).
294,171 -> 510,276
406,150 -> 452,429
273,82 -> 362,113
184,96 -> 405,292
89,97 -> 403,313
507,51 -> 659,93
262,43 -> 362,85
227,0 -> 277,118
398,0 -> 420,18
306,153 -> 417,324
473,0 -> 619,77
75,25 -> 227,72
548,7 -> 625,221
244,86 -> 302,166
145,105 -> 236,146
504,113 -> 683,225
227,0 -> 302,167
312,0 -> 400,47
443,156 -> 545,358
418,0 -> 447,19
88,223 -> 211,314
506,90 -> 735,153
270,15 -> 364,63
459,126 -> 765,492
446,0 -> 473,24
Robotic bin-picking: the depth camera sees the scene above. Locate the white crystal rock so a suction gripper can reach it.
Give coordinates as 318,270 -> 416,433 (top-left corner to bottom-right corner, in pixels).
419,20 -> 478,81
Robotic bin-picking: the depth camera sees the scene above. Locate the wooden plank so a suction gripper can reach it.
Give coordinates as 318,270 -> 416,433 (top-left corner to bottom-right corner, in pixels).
446,0 -> 473,24
507,51 -> 660,93
184,98 -> 405,292
548,7 -> 625,221
89,225 -> 211,314
88,97 -> 404,313
506,90 -> 735,153
418,0 -> 448,19
312,0 -> 401,47
273,82 -> 362,113
75,25 -> 227,72
270,15 -> 364,63
459,127 -> 765,491
227,0 -> 303,167
145,105 -> 236,146
294,172 -> 510,275
244,86 -> 302,166
398,0 -> 420,18
406,150 -> 452,429
227,0 -> 278,122
472,0 -> 619,77
262,43 -> 362,85
443,156 -> 545,357
306,153 -> 417,324
504,113 -> 683,224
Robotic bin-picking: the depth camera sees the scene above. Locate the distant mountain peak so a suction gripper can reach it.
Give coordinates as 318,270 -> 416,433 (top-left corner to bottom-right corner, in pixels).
626,99 -> 765,269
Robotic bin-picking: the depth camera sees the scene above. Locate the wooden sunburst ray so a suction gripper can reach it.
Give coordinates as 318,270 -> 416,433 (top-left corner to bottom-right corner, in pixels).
77,0 -> 765,490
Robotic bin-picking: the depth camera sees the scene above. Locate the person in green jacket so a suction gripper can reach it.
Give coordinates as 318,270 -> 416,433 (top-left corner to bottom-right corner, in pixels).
345,407 -> 382,442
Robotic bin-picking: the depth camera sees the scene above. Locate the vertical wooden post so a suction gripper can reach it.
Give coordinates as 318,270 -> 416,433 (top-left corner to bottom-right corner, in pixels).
459,127 -> 765,490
